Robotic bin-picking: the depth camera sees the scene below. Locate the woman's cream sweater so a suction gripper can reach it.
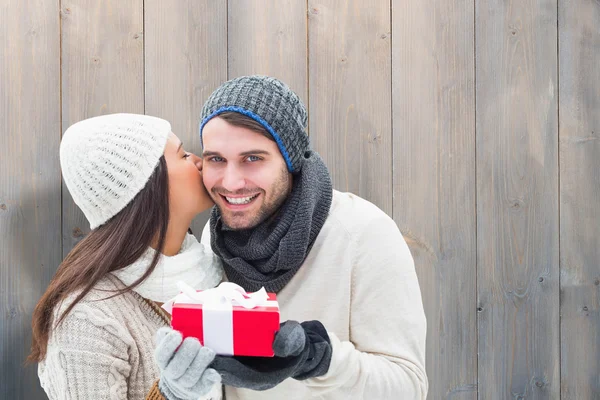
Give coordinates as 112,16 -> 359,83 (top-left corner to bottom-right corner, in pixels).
38,274 -> 221,399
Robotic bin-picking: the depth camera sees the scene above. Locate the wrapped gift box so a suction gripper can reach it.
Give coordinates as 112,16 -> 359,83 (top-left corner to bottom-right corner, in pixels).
163,282 -> 280,357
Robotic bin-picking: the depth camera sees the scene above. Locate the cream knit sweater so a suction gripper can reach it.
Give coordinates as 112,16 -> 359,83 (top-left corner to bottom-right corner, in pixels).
37,274 -> 222,400
202,190 -> 429,400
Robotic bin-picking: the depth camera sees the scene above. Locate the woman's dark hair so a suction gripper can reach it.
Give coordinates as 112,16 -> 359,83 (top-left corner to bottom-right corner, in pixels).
217,111 -> 274,141
27,156 -> 170,363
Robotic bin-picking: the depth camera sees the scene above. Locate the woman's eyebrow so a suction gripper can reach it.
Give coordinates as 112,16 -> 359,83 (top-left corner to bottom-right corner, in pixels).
176,142 -> 183,153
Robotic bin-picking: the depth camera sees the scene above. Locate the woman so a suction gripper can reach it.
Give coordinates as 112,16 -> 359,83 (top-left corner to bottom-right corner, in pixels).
28,114 -> 224,399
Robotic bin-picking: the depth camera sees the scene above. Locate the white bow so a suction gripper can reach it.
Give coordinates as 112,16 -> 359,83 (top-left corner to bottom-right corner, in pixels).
162,281 -> 270,314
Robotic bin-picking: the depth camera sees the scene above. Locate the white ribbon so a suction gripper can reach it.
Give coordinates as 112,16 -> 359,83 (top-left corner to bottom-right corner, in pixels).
162,281 -> 276,355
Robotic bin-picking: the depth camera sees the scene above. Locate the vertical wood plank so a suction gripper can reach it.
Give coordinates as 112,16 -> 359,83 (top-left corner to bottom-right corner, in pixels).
227,0 -> 307,105
308,0 -> 392,214
144,0 -> 227,236
476,0 -> 559,398
0,0 -> 61,398
559,0 -> 600,398
392,0 -> 477,398
61,0 -> 144,255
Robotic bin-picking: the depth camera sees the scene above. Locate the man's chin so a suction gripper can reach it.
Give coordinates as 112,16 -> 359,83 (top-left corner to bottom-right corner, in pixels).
221,217 -> 256,231
215,200 -> 273,231
216,208 -> 256,231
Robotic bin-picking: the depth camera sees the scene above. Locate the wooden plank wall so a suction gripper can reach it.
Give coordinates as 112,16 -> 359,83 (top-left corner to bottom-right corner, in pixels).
144,0 -> 227,234
309,0 -> 393,214
476,0 -> 560,399
61,0 -> 145,254
1,1 -> 598,399
0,0 -> 61,398
228,0 -> 307,102
393,0 -> 477,398
559,0 -> 600,398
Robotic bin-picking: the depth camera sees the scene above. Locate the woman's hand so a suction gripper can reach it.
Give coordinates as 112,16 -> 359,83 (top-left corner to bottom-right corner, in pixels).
154,327 -> 221,399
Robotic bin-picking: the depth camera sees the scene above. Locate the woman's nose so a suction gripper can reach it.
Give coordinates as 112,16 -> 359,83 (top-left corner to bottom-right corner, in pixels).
188,153 -> 203,170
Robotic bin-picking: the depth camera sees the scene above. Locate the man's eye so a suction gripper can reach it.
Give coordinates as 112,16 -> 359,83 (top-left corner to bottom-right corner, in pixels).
247,156 -> 261,162
209,156 -> 224,162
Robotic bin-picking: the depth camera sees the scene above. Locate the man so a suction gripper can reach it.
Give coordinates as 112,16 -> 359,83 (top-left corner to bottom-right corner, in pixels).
199,75 -> 428,399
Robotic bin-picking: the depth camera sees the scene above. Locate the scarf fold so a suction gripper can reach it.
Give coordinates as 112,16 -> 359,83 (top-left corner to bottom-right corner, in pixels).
210,151 -> 333,293
112,233 -> 223,303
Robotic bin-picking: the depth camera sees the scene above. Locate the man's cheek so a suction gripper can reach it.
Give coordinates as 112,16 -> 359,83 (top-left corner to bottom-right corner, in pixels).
206,186 -> 220,201
201,174 -> 213,191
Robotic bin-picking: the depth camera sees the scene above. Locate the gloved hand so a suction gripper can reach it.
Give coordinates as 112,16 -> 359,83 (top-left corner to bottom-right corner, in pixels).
154,327 -> 222,399
209,320 -> 332,391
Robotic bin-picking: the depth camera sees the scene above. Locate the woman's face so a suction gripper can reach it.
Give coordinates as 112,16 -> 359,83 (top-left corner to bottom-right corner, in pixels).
163,132 -> 214,220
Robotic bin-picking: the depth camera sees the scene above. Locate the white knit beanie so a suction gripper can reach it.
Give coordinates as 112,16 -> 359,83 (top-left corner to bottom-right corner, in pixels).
60,113 -> 171,229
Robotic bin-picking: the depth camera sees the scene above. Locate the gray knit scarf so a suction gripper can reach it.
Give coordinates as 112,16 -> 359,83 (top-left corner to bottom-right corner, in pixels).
210,151 -> 332,293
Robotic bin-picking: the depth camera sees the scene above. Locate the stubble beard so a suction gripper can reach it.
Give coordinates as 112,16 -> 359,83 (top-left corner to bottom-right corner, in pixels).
214,166 -> 292,231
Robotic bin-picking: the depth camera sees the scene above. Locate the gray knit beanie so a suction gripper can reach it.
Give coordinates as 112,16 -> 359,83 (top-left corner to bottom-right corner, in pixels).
199,75 -> 309,173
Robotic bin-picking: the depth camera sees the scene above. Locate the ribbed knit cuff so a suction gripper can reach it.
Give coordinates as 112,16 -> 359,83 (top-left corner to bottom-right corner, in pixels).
145,380 -> 166,400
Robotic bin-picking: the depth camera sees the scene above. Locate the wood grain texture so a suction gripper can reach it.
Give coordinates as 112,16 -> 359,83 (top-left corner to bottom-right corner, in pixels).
0,0 -> 61,398
308,0 -> 392,214
392,0 -> 477,398
476,0 -> 559,398
559,0 -> 600,398
3,1 -> 600,398
61,0 -> 144,255
144,0 -> 227,237
228,0 -> 307,105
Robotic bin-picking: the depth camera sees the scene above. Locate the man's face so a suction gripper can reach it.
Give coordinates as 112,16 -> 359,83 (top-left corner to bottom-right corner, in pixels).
202,117 -> 292,230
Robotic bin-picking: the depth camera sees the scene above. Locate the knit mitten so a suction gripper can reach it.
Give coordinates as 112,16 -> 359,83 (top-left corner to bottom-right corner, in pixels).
209,320 -> 332,391
154,327 -> 221,399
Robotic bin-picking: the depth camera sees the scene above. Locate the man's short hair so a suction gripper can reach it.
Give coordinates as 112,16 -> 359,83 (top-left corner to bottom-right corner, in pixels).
216,111 -> 274,142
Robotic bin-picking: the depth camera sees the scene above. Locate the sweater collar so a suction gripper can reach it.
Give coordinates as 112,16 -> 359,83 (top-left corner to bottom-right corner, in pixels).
112,233 -> 223,302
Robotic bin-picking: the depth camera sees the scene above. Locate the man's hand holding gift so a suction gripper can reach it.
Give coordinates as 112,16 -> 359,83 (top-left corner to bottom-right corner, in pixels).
158,282 -> 333,393
210,320 -> 332,390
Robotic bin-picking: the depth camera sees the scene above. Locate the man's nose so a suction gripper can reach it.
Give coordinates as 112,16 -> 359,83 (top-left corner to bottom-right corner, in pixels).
221,165 -> 246,192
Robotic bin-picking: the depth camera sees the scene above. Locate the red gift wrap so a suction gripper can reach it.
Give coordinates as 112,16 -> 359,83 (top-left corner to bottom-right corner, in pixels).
164,283 -> 280,357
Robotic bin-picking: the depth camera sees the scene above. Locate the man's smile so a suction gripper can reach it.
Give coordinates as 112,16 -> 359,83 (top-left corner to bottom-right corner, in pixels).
218,192 -> 261,209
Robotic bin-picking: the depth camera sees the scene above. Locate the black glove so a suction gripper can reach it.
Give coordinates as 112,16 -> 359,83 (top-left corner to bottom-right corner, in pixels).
209,320 -> 332,390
